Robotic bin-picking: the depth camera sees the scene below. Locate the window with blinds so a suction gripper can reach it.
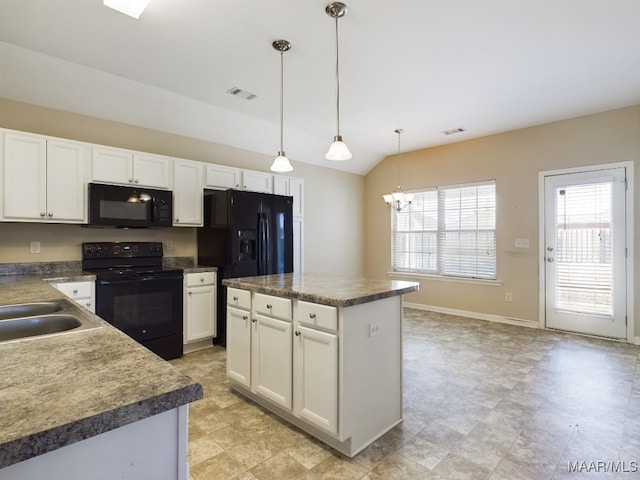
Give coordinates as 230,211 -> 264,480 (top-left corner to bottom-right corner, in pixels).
391,180 -> 496,279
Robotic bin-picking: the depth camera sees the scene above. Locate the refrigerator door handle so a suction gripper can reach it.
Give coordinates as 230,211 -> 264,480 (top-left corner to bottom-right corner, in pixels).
257,213 -> 268,275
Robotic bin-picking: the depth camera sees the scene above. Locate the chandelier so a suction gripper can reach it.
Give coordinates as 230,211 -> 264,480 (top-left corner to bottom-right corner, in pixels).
382,129 -> 413,211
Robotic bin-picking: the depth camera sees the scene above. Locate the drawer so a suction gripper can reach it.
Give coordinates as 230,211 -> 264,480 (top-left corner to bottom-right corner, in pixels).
186,271 -> 216,287
227,287 -> 251,310
254,293 -> 292,321
295,300 -> 338,332
52,281 -> 93,299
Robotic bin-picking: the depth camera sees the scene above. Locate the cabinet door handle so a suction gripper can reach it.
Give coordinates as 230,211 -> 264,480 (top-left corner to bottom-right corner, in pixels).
40,212 -> 46,217
129,178 -> 134,183
200,278 -> 204,282
266,304 -> 272,309
309,313 -> 316,319
233,296 -> 238,301
252,318 -> 257,323
242,315 -> 248,320
72,289 -> 78,294
295,331 -> 301,336
134,179 -> 139,184
48,212 -> 53,217
188,291 -> 192,295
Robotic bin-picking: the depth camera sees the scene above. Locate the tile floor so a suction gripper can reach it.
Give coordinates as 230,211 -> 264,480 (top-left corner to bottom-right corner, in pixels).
170,309 -> 640,479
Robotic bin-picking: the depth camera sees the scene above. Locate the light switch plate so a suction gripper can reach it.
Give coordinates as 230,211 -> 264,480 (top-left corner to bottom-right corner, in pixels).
30,241 -> 41,254
515,238 -> 530,248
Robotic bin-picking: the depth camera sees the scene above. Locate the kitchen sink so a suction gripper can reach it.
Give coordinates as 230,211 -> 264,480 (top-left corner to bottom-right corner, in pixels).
0,300 -> 66,321
0,299 -> 102,344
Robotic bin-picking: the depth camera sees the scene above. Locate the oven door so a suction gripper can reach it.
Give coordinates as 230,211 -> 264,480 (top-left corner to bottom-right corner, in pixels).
95,273 -> 183,344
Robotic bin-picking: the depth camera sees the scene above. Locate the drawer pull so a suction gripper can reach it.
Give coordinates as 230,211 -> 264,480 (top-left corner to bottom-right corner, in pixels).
266,304 -> 273,309
233,296 -> 239,301
295,331 -> 301,336
309,313 -> 316,319
242,315 -> 248,320
200,277 -> 204,282
72,289 -> 78,294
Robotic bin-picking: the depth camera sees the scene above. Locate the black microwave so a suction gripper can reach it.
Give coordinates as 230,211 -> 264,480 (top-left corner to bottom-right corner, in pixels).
88,183 -> 173,228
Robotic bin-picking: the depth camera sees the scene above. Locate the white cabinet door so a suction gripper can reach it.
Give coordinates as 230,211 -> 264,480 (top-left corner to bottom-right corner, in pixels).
205,165 -> 241,189
132,153 -> 171,189
242,170 -> 273,193
185,285 -> 216,342
173,159 -> 203,226
289,177 -> 304,217
51,281 -> 95,313
252,313 -> 292,409
293,217 -> 304,273
46,140 -> 86,222
294,324 -> 338,434
91,147 -> 133,185
226,306 -> 252,387
2,132 -> 46,220
273,175 -> 289,196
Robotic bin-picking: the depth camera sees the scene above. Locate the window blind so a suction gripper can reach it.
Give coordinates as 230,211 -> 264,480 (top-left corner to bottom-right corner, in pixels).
391,180 -> 496,279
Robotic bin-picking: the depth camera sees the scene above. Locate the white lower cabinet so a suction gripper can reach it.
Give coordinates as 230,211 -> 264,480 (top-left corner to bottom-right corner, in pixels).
184,272 -> 216,343
293,324 -> 338,434
252,313 -> 292,409
226,305 -> 251,387
50,281 -> 95,313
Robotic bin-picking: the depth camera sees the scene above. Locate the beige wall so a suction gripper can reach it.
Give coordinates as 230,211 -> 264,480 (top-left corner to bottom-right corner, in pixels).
365,105 -> 640,332
0,98 -> 365,275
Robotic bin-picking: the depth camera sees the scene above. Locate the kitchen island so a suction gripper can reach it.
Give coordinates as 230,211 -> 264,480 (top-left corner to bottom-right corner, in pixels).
0,274 -> 202,479
221,273 -> 419,457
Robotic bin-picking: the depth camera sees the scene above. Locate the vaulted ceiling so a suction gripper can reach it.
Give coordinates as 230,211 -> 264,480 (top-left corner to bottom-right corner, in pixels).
1,0 -> 639,175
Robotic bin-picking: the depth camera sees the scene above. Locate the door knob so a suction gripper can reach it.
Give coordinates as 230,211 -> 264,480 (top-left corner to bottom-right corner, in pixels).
547,258 -> 554,262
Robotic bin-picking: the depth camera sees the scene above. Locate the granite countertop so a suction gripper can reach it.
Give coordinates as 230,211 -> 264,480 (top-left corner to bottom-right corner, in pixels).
0,275 -> 203,469
222,273 -> 419,307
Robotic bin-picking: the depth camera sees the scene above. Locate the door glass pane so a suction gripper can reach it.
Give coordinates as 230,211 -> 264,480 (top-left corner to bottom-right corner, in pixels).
555,182 -> 612,315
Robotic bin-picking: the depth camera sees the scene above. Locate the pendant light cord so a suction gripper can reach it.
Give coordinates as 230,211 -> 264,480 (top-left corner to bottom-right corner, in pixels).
334,15 -> 341,137
279,48 -> 285,152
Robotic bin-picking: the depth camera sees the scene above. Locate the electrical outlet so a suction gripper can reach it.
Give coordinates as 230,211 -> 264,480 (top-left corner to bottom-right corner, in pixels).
166,240 -> 173,251
369,323 -> 381,337
30,241 -> 41,254
505,292 -> 513,302
515,238 -> 530,248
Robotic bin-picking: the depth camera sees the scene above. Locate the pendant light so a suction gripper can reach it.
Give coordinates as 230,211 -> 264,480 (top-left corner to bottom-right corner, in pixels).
270,39 -> 294,173
325,2 -> 352,161
383,129 -> 414,211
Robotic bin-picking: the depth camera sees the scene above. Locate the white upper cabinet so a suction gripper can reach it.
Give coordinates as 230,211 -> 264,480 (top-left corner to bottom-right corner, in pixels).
206,165 -> 273,193
173,159 -> 203,226
205,164 -> 241,190
91,147 -> 171,189
1,131 -> 86,223
273,175 -> 304,217
242,170 -> 273,193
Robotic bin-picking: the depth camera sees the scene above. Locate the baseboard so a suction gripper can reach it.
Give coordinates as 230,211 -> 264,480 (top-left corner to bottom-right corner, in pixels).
635,337 -> 640,346
404,302 -> 539,329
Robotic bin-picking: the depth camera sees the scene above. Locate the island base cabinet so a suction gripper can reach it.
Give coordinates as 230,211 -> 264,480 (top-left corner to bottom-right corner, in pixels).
1,406 -> 190,480
293,325 -> 338,435
226,306 -> 251,387
227,291 -> 404,458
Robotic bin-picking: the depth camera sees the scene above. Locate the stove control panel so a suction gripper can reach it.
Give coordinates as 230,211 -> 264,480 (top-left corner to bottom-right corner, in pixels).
82,242 -> 163,259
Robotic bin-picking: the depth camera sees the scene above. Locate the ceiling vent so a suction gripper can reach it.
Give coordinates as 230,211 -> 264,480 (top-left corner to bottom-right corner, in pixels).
226,87 -> 257,100
442,128 -> 466,135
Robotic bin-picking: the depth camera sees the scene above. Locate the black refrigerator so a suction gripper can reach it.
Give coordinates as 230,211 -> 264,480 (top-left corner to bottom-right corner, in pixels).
197,189 -> 294,346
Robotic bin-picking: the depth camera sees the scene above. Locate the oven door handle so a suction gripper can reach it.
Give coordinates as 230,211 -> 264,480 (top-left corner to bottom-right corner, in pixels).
98,275 -> 182,286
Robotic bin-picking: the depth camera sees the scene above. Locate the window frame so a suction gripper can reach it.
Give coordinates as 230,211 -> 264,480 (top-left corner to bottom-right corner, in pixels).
390,179 -> 497,280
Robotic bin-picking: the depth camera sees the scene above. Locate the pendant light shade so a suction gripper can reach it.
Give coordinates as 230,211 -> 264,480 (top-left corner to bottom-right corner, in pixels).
325,2 -> 352,161
270,39 -> 294,173
383,129 -> 413,211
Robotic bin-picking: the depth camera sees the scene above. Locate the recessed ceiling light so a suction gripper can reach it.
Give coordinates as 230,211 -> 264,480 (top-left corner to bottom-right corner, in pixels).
104,0 -> 151,19
442,128 -> 466,135
226,87 -> 257,101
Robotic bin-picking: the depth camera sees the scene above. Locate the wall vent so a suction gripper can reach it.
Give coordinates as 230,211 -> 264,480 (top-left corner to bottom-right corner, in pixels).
226,87 -> 257,100
442,127 -> 466,135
